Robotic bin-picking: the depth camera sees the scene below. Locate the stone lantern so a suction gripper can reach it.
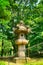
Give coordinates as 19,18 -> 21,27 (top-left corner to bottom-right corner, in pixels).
13,20 -> 30,58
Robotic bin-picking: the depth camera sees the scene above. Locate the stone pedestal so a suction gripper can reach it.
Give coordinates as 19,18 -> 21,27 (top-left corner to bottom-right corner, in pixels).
14,57 -> 31,63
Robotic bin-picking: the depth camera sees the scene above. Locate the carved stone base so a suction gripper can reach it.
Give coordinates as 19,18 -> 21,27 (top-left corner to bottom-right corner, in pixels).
15,57 -> 31,63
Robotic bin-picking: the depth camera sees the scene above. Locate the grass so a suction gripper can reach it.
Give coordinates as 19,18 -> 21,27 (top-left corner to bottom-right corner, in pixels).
25,62 -> 43,65
0,61 -> 6,65
0,58 -> 43,65
24,58 -> 43,65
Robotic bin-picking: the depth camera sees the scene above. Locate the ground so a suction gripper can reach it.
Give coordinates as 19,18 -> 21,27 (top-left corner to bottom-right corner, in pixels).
0,58 -> 43,65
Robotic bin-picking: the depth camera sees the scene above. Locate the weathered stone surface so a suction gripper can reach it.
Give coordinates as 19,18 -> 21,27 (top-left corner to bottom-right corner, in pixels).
13,20 -> 30,58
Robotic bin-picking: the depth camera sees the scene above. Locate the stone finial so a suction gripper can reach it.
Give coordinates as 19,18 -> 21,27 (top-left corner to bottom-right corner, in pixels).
20,20 -> 24,25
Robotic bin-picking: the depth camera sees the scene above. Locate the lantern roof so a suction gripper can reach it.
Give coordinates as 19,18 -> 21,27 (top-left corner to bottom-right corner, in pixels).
13,20 -> 31,34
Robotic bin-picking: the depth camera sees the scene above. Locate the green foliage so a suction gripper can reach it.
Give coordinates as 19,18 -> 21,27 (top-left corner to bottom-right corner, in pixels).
0,0 -> 43,56
0,0 -> 11,20
3,40 -> 12,53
